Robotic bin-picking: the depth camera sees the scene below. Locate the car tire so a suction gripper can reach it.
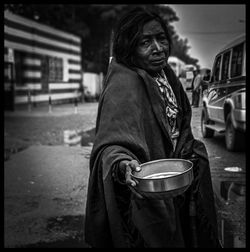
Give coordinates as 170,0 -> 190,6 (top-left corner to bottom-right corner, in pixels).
201,108 -> 214,138
225,113 -> 243,151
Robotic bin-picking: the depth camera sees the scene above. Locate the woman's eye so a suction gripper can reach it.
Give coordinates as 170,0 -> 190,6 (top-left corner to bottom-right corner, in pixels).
161,39 -> 169,45
141,40 -> 150,46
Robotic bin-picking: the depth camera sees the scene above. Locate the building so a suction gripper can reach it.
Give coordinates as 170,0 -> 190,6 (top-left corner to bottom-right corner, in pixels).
184,64 -> 197,90
168,56 -> 187,89
82,72 -> 103,101
168,56 -> 186,78
4,10 -> 82,110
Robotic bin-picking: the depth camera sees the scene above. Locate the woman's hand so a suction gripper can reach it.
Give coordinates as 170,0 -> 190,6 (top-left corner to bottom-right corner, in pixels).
119,159 -> 144,199
119,159 -> 141,187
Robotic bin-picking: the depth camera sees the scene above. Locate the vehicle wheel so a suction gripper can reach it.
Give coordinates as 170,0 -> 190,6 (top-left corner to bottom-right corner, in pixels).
201,108 -> 214,138
225,114 -> 243,151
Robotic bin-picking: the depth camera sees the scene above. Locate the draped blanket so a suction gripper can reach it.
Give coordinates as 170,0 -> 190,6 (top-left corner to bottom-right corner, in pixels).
85,60 -> 220,248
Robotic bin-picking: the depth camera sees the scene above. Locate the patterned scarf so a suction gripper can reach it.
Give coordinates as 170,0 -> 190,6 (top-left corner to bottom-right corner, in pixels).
154,70 -> 180,147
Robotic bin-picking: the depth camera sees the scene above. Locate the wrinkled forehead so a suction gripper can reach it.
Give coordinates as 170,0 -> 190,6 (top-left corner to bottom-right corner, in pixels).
141,20 -> 165,36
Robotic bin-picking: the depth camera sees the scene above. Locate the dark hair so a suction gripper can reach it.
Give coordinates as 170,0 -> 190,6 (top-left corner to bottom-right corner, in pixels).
112,7 -> 172,68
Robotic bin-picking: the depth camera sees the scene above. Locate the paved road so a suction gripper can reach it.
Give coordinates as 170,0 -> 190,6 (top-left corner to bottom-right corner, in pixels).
191,105 -> 245,248
4,100 -> 245,248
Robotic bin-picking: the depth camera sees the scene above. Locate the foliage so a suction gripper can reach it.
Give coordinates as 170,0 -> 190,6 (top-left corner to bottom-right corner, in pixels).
4,4 -> 200,73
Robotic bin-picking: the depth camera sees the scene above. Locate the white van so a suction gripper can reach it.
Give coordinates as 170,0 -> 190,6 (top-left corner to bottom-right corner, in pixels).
201,34 -> 245,151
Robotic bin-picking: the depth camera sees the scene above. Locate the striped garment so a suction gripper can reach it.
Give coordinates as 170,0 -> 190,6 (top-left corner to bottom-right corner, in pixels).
154,70 -> 180,149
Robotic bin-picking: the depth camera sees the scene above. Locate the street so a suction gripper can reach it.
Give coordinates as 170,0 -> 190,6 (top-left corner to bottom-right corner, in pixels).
191,106 -> 245,173
4,100 -> 245,248
191,105 -> 245,248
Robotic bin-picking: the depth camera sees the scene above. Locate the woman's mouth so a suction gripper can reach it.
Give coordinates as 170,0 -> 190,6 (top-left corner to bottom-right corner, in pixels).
151,58 -> 166,65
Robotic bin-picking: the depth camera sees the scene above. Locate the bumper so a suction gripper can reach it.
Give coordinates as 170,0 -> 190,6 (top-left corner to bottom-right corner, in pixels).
233,109 -> 246,132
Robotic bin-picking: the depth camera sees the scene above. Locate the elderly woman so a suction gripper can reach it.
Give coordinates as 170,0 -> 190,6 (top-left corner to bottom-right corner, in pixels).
85,7 -> 220,248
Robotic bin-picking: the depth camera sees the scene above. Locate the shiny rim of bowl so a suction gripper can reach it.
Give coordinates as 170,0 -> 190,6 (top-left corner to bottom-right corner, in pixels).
131,158 -> 193,180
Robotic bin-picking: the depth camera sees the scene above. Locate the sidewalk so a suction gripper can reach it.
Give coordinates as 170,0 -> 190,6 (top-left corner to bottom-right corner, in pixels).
4,102 -> 98,159
4,145 -> 92,248
4,101 -> 99,117
4,102 -> 98,248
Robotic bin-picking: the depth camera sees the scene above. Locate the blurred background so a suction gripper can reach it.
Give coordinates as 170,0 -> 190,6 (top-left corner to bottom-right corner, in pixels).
4,4 -> 245,107
5,4 -> 245,71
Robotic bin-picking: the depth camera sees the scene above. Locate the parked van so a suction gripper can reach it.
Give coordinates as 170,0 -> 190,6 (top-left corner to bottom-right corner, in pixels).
201,34 -> 245,151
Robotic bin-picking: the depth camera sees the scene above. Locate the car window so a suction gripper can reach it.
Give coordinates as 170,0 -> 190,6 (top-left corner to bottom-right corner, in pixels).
231,43 -> 244,78
213,55 -> 221,82
221,51 -> 231,81
207,89 -> 218,101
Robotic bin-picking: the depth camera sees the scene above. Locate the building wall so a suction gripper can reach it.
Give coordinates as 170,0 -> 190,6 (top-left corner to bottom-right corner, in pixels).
82,72 -> 103,98
168,56 -> 186,78
4,10 -> 82,106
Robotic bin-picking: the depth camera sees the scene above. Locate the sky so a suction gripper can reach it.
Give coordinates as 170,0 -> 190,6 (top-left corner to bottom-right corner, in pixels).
168,4 -> 245,69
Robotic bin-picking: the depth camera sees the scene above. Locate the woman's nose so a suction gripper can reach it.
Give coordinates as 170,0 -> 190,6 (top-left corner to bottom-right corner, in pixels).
152,38 -> 162,51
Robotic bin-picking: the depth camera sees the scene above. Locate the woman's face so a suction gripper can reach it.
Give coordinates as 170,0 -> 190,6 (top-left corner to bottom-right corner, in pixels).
134,20 -> 170,75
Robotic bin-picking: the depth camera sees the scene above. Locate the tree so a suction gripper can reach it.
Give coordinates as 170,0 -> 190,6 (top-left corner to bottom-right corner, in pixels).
171,35 -> 199,66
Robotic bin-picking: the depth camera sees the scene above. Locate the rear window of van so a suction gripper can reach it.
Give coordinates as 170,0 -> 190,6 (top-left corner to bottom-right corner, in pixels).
231,43 -> 244,78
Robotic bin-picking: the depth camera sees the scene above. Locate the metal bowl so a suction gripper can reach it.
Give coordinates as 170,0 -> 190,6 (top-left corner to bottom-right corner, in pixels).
131,159 -> 193,199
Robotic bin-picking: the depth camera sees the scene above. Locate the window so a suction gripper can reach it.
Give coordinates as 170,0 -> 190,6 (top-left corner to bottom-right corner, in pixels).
41,56 -> 63,91
213,55 -> 221,82
221,51 -> 231,81
48,57 -> 63,82
231,43 -> 244,78
14,51 -> 25,86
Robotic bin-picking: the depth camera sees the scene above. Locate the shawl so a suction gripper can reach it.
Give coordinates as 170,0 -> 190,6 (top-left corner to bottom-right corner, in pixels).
84,59 -> 220,248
